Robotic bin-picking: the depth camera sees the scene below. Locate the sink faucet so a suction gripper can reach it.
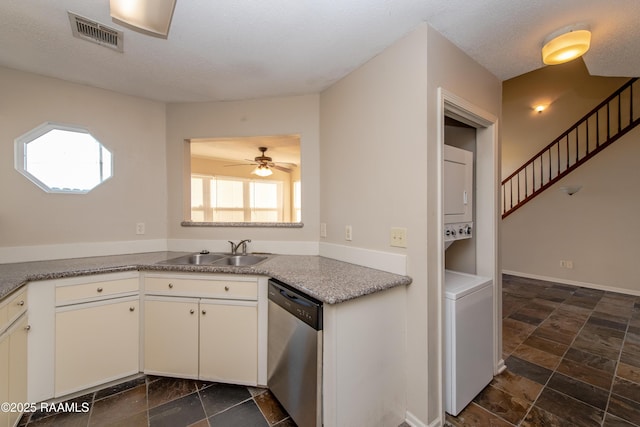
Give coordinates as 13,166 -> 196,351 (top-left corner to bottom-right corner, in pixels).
228,239 -> 251,255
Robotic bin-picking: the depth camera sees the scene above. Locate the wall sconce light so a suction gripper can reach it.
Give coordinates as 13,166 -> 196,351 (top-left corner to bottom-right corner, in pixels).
542,24 -> 591,65
110,0 -> 177,38
559,185 -> 582,195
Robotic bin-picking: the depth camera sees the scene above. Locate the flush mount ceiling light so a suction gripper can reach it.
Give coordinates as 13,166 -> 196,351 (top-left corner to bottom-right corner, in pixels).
534,104 -> 547,113
110,0 -> 176,38
542,24 -> 591,65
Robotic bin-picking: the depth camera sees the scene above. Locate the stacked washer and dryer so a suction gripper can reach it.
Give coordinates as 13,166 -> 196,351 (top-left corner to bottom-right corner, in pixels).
443,145 -> 494,416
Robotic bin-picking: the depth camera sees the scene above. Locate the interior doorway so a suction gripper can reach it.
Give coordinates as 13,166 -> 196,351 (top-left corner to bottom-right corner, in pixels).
437,88 -> 502,419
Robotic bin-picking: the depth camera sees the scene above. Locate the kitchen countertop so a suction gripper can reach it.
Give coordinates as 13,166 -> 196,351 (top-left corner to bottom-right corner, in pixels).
0,251 -> 411,304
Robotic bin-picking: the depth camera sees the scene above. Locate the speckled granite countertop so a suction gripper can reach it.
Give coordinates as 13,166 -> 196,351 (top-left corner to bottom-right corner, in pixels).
0,252 -> 411,304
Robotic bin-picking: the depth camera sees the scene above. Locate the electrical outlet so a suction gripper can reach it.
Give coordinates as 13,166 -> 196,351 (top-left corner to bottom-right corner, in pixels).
320,222 -> 327,238
560,260 -> 574,269
136,222 -> 146,235
390,227 -> 407,248
345,225 -> 352,241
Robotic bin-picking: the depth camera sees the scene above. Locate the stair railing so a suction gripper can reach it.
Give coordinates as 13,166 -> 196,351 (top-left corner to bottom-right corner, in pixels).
502,78 -> 639,218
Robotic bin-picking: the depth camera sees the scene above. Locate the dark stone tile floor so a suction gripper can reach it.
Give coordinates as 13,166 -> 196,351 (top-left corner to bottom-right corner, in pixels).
447,274 -> 640,427
17,376 -> 296,427
16,274 -> 640,427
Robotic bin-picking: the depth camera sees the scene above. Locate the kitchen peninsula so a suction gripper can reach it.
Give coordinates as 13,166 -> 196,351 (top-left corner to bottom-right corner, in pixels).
0,251 -> 411,427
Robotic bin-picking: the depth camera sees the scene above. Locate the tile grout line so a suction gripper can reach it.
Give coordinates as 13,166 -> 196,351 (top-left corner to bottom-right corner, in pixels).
526,288 -> 612,426
511,289 -> 569,426
600,302 -> 634,427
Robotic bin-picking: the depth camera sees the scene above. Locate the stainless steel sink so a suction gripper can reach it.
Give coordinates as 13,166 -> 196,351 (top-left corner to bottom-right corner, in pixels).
159,253 -> 267,266
212,255 -> 268,267
160,253 -> 228,265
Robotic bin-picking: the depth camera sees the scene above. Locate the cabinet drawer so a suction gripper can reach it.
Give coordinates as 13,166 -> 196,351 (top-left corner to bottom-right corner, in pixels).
56,277 -> 138,305
1,288 -> 28,330
145,276 -> 257,300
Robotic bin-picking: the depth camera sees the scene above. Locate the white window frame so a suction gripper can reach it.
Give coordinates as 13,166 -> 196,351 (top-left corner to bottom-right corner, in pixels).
191,174 -> 284,222
14,122 -> 112,194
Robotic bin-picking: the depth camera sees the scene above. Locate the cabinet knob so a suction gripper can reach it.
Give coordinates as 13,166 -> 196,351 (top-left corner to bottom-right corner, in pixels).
168,283 -> 174,289
224,286 -> 230,291
202,310 -> 207,315
17,300 -> 25,306
97,287 -> 103,293
129,306 -> 135,312
24,325 -> 31,331
189,309 -> 195,314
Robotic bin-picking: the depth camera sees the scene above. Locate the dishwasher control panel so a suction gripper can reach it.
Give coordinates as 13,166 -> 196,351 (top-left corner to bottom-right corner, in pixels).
268,279 -> 323,330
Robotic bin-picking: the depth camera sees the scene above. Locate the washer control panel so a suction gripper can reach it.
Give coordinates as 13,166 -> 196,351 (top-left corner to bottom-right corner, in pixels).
444,221 -> 473,243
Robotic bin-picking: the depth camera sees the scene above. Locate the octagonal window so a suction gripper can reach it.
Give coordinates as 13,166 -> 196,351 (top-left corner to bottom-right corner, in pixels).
15,123 -> 112,194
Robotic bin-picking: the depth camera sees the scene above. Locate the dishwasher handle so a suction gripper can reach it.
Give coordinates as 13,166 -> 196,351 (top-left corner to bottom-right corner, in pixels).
279,288 -> 316,308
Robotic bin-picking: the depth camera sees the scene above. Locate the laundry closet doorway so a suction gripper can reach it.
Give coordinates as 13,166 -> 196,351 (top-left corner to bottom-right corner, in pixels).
436,88 -> 502,418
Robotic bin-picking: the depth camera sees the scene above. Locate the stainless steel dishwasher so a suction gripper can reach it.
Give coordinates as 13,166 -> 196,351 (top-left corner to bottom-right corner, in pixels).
267,278 -> 323,427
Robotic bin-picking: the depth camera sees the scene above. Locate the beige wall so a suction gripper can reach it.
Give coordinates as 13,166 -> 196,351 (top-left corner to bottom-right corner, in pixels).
426,25 -> 502,423
502,59 -> 627,177
0,67 -> 167,252
165,95 -> 320,244
502,126 -> 640,294
501,63 -> 640,295
320,23 -> 501,425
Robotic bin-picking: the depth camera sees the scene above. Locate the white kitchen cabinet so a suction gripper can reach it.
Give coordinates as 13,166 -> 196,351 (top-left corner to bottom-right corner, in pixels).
199,299 -> 257,384
322,284 -> 407,427
55,297 -> 139,397
8,315 -> 28,427
143,273 -> 264,386
0,331 -> 8,427
144,297 -> 199,378
0,288 -> 29,427
53,272 -> 140,397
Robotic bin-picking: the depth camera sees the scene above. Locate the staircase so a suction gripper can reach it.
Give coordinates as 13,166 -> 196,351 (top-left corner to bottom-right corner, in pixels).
502,78 -> 640,218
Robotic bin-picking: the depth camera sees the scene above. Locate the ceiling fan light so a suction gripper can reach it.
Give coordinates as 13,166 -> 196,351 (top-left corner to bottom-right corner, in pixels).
110,0 -> 176,37
542,26 -> 591,65
252,165 -> 273,177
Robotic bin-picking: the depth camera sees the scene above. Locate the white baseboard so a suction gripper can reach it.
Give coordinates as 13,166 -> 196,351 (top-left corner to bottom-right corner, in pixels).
502,270 -> 640,297
319,242 -> 407,276
405,411 -> 439,427
0,239 -> 168,264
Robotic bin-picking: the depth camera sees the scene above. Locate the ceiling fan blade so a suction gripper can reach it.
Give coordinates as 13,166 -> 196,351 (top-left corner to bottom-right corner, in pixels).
272,165 -> 292,173
224,162 -> 256,167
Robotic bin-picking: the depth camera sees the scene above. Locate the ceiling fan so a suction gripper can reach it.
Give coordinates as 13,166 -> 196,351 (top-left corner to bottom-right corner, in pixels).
225,147 -> 297,177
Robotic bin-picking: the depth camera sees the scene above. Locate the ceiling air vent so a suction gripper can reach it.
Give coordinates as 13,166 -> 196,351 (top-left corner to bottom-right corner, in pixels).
68,12 -> 124,52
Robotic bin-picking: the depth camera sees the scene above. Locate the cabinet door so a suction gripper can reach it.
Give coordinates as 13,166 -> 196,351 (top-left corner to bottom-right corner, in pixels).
199,300 -> 257,385
0,332 -> 8,427
144,299 -> 199,379
55,298 -> 139,397
8,315 -> 28,427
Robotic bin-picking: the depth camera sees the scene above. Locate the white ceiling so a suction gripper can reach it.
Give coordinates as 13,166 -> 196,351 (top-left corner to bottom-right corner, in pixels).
1,0 -> 638,103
